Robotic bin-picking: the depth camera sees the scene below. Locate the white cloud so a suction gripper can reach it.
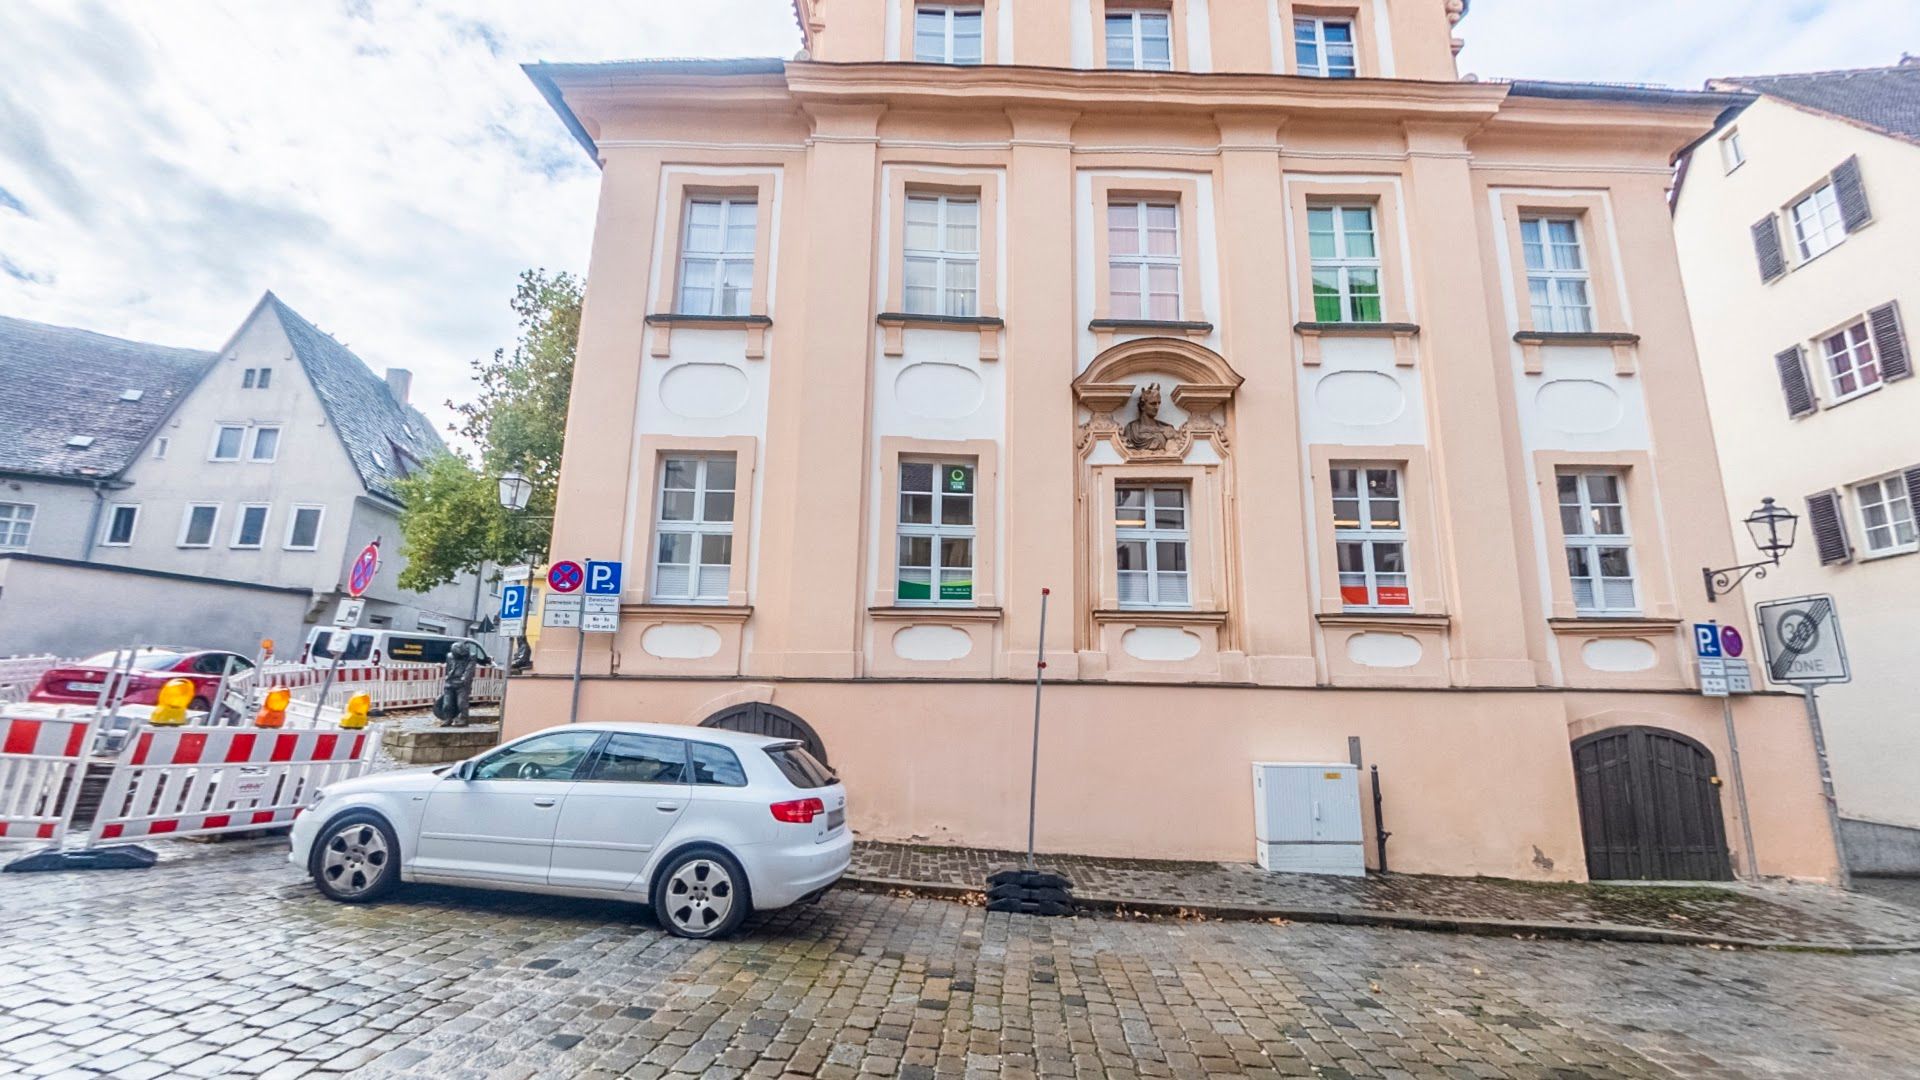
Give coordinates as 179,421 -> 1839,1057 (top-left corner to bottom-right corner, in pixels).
0,1 -> 1911,446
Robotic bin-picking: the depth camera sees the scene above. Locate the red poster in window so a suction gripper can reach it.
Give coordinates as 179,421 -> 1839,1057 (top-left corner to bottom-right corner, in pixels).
1340,585 -> 1371,606
1377,586 -> 1412,607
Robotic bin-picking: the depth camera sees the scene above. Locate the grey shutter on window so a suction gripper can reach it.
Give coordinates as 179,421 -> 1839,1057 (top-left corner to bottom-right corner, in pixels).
1831,155 -> 1873,232
1868,301 -> 1911,382
1905,467 -> 1920,525
1775,345 -> 1817,417
1751,214 -> 1787,282
1805,489 -> 1852,566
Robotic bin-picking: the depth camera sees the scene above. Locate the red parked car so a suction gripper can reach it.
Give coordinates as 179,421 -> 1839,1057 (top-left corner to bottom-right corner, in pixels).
29,648 -> 255,712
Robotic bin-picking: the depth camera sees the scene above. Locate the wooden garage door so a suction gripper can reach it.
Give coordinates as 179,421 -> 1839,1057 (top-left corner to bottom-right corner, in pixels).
1572,726 -> 1732,881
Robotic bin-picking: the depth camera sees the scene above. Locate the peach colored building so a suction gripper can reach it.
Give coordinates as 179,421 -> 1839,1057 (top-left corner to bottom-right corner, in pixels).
514,0 -> 1838,882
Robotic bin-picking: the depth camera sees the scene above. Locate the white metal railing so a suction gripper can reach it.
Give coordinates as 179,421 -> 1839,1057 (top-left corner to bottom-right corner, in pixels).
0,654 -> 65,705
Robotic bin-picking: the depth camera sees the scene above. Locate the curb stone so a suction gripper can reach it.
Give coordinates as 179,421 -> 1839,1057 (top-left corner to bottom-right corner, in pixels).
839,873 -> 1920,953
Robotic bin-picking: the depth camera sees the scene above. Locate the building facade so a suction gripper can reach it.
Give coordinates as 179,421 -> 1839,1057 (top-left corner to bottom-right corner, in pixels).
1673,60 -> 1920,873
0,295 -> 487,657
514,0 -> 1838,881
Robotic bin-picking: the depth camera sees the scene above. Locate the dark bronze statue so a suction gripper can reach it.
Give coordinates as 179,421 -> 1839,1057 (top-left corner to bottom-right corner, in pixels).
433,641 -> 478,726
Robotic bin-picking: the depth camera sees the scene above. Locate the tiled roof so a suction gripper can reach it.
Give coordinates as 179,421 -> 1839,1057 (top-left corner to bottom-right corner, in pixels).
1716,63 -> 1920,146
0,315 -> 214,481
264,294 -> 447,503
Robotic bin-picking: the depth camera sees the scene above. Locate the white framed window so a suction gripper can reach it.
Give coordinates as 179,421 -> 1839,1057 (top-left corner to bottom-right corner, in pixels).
652,454 -> 735,603
178,503 -> 221,549
153,437 -> 170,460
1820,321 -> 1881,403
1331,467 -> 1409,610
210,425 -> 246,461
1115,483 -> 1189,609
257,367 -> 272,389
1853,476 -> 1917,557
230,503 -> 270,549
284,505 -> 324,551
1105,8 -> 1172,71
417,618 -> 449,634
1108,200 -> 1181,321
0,502 -> 34,550
676,197 -> 756,316
1558,471 -> 1636,614
903,194 -> 980,318
242,368 -> 255,389
1293,16 -> 1356,78
1718,128 -> 1745,173
897,460 -> 976,605
1308,205 -> 1382,323
249,426 -> 281,462
1521,216 -> 1594,333
101,504 -> 139,547
914,4 -> 983,63
1790,182 -> 1845,262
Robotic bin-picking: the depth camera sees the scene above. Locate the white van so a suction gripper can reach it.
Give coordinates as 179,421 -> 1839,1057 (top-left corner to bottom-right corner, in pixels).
299,627 -> 492,667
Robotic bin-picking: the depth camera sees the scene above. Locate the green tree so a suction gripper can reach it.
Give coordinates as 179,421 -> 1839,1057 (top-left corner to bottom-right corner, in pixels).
394,269 -> 580,591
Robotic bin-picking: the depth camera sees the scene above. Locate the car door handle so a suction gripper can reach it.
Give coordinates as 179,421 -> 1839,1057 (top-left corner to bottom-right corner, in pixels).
532,797 -> 557,808
655,802 -> 681,812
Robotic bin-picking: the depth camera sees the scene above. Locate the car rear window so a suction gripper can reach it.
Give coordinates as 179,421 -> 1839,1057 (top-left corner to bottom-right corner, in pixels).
766,745 -> 834,789
689,743 -> 748,787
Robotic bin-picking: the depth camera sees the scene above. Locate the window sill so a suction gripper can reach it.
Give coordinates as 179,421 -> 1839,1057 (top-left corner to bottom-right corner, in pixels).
1088,318 -> 1213,350
876,313 -> 1004,360
644,314 -> 772,360
1547,615 -> 1678,636
627,603 -> 752,624
1513,331 -> 1641,376
868,605 -> 1004,622
1826,383 -> 1883,409
1092,608 -> 1228,626
1295,321 -> 1421,366
1859,544 -> 1918,563
1316,611 -> 1449,632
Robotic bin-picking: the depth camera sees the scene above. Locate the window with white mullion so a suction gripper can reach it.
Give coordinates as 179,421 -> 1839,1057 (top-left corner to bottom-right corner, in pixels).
1790,183 -> 1845,261
1521,216 -> 1594,333
1115,484 -> 1190,609
0,502 -> 34,549
896,461 -> 977,605
1308,205 -> 1382,323
1821,321 -> 1881,401
652,455 -> 737,603
1105,9 -> 1172,71
1331,467 -> 1410,610
902,195 -> 980,318
914,5 -> 983,63
676,198 -> 757,317
1107,200 -> 1181,321
1854,476 -> 1917,556
1293,16 -> 1356,78
1557,470 -> 1636,614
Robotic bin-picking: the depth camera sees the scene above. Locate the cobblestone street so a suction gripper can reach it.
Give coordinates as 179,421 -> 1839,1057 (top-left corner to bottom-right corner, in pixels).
4,840 -> 1920,1079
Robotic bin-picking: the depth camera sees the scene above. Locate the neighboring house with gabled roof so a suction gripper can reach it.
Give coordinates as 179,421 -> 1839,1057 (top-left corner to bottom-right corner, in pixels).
1673,57 -> 1920,873
0,293 -> 489,657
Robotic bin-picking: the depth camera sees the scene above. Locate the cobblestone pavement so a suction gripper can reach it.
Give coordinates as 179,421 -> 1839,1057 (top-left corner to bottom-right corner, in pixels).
4,840 -> 1920,1078
851,843 -> 1920,948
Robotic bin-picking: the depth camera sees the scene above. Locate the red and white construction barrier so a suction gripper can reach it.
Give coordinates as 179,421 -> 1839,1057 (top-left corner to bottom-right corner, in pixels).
0,711 -> 95,846
90,725 -> 380,844
234,661 -> 505,714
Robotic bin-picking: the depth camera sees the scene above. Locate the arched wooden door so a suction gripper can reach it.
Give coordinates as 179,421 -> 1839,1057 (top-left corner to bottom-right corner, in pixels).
1572,726 -> 1732,881
701,703 -> 829,765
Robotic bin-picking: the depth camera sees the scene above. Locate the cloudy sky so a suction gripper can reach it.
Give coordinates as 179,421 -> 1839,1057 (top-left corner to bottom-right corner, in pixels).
1,0 -> 1911,441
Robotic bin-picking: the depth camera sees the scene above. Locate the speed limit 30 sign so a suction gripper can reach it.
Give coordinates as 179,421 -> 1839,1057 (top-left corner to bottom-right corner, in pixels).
1755,595 -> 1850,686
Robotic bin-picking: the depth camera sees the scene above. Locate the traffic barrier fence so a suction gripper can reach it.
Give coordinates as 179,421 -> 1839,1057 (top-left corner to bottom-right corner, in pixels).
0,710 -> 96,846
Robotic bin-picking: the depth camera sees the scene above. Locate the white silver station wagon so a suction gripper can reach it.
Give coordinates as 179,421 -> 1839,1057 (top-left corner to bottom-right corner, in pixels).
289,722 -> 851,938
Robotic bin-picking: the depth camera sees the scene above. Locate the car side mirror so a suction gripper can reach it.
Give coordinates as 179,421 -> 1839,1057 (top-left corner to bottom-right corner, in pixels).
454,760 -> 476,782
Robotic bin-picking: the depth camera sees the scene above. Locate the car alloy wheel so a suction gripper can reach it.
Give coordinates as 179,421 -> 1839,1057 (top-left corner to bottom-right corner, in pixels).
662,857 -> 738,937
317,819 -> 393,900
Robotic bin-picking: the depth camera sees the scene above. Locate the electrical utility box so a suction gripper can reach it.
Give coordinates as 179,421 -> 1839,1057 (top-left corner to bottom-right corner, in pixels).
1251,762 -> 1366,877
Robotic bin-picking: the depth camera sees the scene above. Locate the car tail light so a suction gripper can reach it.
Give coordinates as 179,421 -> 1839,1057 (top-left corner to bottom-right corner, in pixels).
770,798 -> 825,824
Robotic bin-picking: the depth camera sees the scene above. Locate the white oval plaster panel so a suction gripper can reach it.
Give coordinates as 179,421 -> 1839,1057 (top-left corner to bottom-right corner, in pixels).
1582,637 -> 1657,672
895,363 -> 984,420
892,624 -> 972,663
641,623 -> 723,660
1346,632 -> 1422,669
1535,379 -> 1624,436
1314,370 -> 1405,426
659,362 -> 750,420
1122,626 -> 1203,662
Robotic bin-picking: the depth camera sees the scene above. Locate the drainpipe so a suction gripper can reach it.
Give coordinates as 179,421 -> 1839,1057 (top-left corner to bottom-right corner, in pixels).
81,480 -> 109,561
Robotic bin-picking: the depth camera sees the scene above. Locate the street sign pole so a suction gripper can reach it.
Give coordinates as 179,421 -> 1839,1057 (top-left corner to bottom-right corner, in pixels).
568,630 -> 585,725
1719,697 -> 1759,879
1025,588 -> 1049,871
1803,684 -> 1851,889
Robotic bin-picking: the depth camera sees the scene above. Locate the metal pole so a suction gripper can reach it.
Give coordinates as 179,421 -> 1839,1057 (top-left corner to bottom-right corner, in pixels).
567,629 -> 585,725
316,650 -> 346,712
1025,588 -> 1049,871
1802,685 -> 1851,889
1720,696 -> 1759,879
209,655 -> 237,726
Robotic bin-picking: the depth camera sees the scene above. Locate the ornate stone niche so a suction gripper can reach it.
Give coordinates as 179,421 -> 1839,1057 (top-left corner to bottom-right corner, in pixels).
1072,337 -> 1243,464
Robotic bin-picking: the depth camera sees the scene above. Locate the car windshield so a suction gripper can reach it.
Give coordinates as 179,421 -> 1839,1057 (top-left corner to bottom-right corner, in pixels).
77,650 -> 184,670
766,744 -> 835,789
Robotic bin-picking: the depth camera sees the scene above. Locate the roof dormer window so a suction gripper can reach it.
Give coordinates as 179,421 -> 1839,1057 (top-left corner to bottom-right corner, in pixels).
1295,16 -> 1357,78
1105,7 -> 1173,71
914,4 -> 983,64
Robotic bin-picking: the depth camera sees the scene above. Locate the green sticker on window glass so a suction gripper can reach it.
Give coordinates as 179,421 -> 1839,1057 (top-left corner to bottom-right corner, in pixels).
945,466 -> 973,494
939,580 -> 972,601
897,579 -> 932,601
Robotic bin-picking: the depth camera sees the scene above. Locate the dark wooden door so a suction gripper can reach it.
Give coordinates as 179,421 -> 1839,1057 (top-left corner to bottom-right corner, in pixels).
701,703 -> 829,765
1572,727 -> 1731,881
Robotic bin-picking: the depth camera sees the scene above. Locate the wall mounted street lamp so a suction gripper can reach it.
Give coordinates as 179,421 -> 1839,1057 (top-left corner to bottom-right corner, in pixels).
496,471 -> 533,512
1704,497 -> 1799,602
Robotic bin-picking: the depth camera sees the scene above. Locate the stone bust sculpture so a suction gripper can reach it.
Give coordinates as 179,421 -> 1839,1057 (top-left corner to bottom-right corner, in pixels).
1122,383 -> 1178,451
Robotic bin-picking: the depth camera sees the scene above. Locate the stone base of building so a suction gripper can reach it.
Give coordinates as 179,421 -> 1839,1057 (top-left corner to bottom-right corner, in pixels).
1842,818 -> 1920,876
501,676 -> 1837,884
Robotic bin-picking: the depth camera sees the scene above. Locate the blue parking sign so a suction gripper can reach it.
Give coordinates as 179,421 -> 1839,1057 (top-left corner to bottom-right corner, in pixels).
1693,623 -> 1722,659
586,561 -> 623,595
500,584 -> 528,620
